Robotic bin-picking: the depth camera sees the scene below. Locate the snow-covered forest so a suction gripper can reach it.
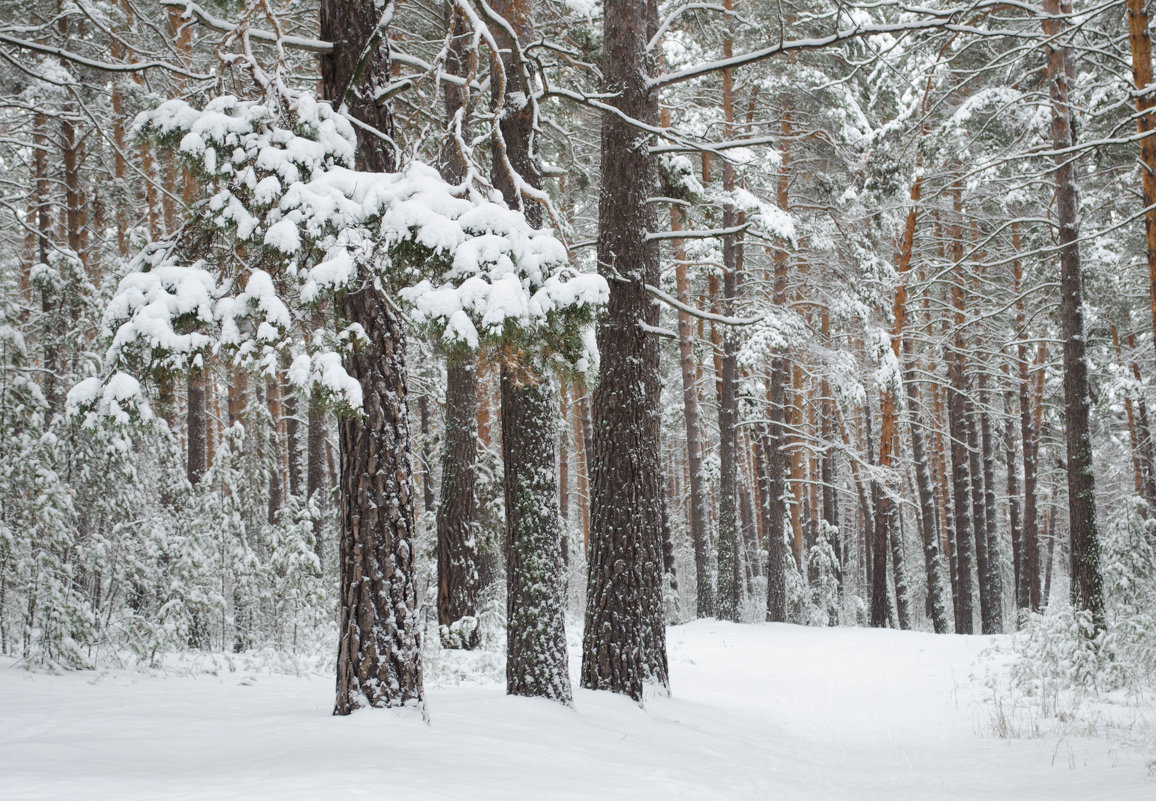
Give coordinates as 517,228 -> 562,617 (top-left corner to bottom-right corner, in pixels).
2,0 -> 1156,796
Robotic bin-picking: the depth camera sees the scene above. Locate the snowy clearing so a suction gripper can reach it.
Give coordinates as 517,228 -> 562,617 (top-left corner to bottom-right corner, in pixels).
2,622 -> 1152,800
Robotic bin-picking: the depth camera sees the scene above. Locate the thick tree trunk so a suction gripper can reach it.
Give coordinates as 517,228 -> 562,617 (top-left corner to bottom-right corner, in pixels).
334,284 -> 423,713
1042,0 -> 1105,629
502,366 -> 571,702
581,0 -> 670,700
323,0 -> 423,715
715,59 -> 743,619
489,0 -> 572,701
433,3 -> 481,646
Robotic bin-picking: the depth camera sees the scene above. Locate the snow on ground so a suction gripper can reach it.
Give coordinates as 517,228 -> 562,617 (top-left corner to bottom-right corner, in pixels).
1,622 -> 1152,800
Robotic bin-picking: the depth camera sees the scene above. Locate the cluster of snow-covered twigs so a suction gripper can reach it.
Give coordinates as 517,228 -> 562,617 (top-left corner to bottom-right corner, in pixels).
86,91 -> 606,416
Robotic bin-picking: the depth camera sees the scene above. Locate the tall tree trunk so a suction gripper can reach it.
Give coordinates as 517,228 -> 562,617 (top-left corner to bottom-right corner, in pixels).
903,341 -> 949,633
430,1 -> 482,651
672,203 -> 714,618
323,0 -> 423,715
946,180 -> 975,634
1126,331 -> 1156,509
763,371 -> 790,622
501,364 -> 571,702
1042,0 -> 1105,629
490,0 -> 572,701
874,173 -> 924,629
977,372 -> 1004,633
436,352 -> 481,649
764,109 -> 793,623
715,23 -> 743,621
1126,0 -> 1156,370
582,0 -> 670,700
1003,386 -> 1023,626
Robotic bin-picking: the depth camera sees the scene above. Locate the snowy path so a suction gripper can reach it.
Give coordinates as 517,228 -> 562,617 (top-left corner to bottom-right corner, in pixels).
1,622 -> 1151,800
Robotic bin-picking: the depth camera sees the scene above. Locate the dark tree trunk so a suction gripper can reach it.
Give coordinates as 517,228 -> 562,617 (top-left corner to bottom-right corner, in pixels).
266,376 -> 284,525
581,0 -> 670,700
432,3 -> 480,622
436,353 -> 480,649
714,20 -> 743,623
1042,0 -> 1105,629
187,370 -> 207,486
333,284 -> 423,713
417,393 -> 436,514
902,341 -> 948,633
322,0 -> 423,715
763,362 -> 789,623
946,182 -> 975,635
1003,390 -> 1024,624
307,392 -> 327,565
1016,245 -> 1042,612
977,375 -> 1004,633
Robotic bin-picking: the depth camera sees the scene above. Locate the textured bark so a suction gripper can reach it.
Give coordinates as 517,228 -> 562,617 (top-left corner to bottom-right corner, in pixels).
436,352 -> 480,650
502,366 -> 571,702
1042,0 -> 1105,629
323,0 -> 423,715
490,0 -> 572,701
581,0 -> 670,700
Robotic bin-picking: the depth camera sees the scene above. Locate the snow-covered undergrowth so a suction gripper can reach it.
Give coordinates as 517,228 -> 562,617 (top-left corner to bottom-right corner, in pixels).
979,499 -> 1156,752
3,622 -> 1153,800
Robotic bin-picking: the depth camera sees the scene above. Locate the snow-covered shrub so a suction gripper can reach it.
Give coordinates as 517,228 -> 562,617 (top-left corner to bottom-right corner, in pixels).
1008,497 -> 1156,701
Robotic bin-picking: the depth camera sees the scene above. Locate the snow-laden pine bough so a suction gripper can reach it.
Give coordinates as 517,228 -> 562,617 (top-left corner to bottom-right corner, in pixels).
68,89 -> 607,713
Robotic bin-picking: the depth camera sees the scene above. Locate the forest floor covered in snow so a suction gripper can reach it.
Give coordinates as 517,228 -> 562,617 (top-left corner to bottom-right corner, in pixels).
2,621 -> 1153,800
